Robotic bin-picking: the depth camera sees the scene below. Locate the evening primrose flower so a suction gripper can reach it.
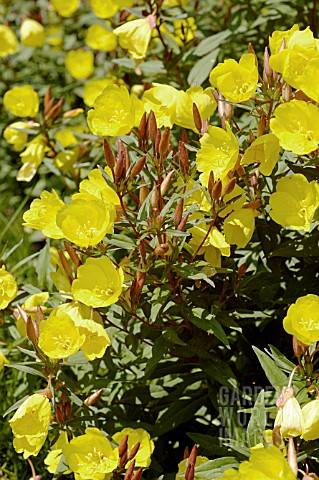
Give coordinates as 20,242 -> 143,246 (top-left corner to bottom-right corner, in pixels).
79,168 -> 120,206
74,319 -> 111,360
269,174 -> 319,231
83,78 -> 116,107
113,428 -> 154,467
241,134 -> 280,176
85,24 -> 117,51
51,0 -> 80,17
90,0 -> 134,18
175,86 -> 216,132
63,427 -> 118,479
23,189 -> 65,239
270,100 -> 319,155
16,292 -> 50,337
38,312 -> 85,359
18,134 -> 47,181
65,50 -> 94,80
87,84 -> 135,136
20,19 -> 45,48
0,266 -> 18,310
56,192 -> 116,248
301,399 -> 319,441
189,223 -> 230,267
72,256 -> 124,308
3,121 -> 29,152
0,25 -> 19,56
114,15 -> 156,61
274,396 -> 303,438
209,53 -> 258,103
173,17 -> 196,46
222,445 -> 296,479
283,294 -> 319,345
44,431 -> 71,475
143,84 -> 178,128
9,393 -> 51,459
0,350 -> 9,370
3,85 -> 39,117
269,24 -> 299,54
196,123 -> 239,185
224,209 -> 255,248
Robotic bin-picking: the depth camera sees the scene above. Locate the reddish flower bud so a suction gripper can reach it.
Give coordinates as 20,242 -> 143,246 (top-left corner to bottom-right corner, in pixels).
174,198 -> 184,227
148,110 -> 157,144
160,170 -> 175,196
103,138 -> 115,170
211,178 -> 222,200
159,126 -> 170,157
154,244 -> 169,256
192,102 -> 202,132
131,156 -> 146,177
177,213 -> 189,231
84,388 -> 104,407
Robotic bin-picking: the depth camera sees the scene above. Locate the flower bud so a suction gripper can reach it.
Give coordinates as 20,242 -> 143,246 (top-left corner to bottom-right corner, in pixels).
160,170 -> 174,196
138,112 -> 147,148
263,46 -> 273,83
139,184 -> 149,207
177,213 -> 189,231
131,156 -> 146,177
127,442 -> 140,461
211,178 -> 222,200
174,198 -> 184,227
154,244 -> 169,256
159,126 -> 170,157
64,241 -> 82,268
223,177 -> 237,196
124,460 -> 135,480
148,110 -> 157,144
178,140 -> 189,176
192,102 -> 202,133
292,336 -> 307,358
84,388 -> 104,407
287,438 -> 298,477
132,468 -> 143,480
282,83 -> 292,102
103,138 -> 115,170
207,171 -> 215,197
118,434 -> 128,458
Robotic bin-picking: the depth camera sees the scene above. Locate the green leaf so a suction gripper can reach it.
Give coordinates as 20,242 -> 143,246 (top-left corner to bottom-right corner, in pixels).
252,346 -> 288,393
246,389 -> 266,447
5,363 -> 47,379
187,49 -> 220,86
193,457 -> 239,478
189,308 -> 230,348
194,30 -> 231,56
37,239 -> 50,289
3,394 -> 29,417
106,234 -> 136,250
145,334 -> 169,378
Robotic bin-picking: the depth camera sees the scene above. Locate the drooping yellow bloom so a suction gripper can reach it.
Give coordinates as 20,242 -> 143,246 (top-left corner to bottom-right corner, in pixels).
51,0 -> 80,17
270,100 -> 319,155
23,190 -> 65,239
283,294 -> 319,345
56,191 -> 116,247
0,25 -> 19,57
0,266 -> 18,310
269,174 -> 319,231
20,19 -> 45,48
18,134 -> 47,182
241,134 -> 280,176
65,50 -> 94,80
301,399 -> 319,441
44,431 -> 71,475
209,53 -> 258,103
3,85 -> 39,117
274,397 -> 303,437
72,256 -> 124,308
113,428 -> 154,467
9,393 -> 51,459
85,24 -> 117,51
143,84 -> 178,128
38,312 -> 85,359
83,78 -> 116,107
224,209 -> 255,248
3,121 -> 29,152
175,86 -> 216,132
222,445 -> 296,479
189,223 -> 230,267
87,84 -> 135,136
79,168 -> 120,206
0,350 -> 9,370
63,427 -> 118,479
196,123 -> 239,185
114,15 -> 156,61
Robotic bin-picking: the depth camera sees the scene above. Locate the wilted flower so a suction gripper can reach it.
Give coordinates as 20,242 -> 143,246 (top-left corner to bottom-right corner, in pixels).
113,427 -> 154,467
114,15 -> 156,61
20,19 -> 45,48
269,174 -> 319,231
85,24 -> 117,51
3,85 -> 39,117
65,50 -> 94,80
275,396 -> 303,438
72,256 -> 124,308
0,25 -> 18,57
0,266 -> 18,310
63,427 -> 118,479
51,0 -> 80,17
23,189 -> 65,239
9,393 -> 51,458
283,294 -> 319,345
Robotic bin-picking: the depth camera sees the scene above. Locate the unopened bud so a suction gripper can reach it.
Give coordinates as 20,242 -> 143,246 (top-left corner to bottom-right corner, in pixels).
26,317 -> 39,347
211,178 -> 222,200
185,444 -> 197,480
237,263 -> 247,279
36,305 -> 44,323
84,388 -> 104,407
63,108 -> 83,118
292,336 -> 307,358
251,170 -> 259,189
248,43 -> 258,67
64,241 -> 81,268
236,164 -> 246,177
44,97 -> 55,115
132,468 -> 143,480
115,155 -> 125,182
118,435 -> 128,458
138,112 -> 147,148
257,114 -> 266,137
45,97 -> 64,121
155,128 -> 161,154
207,171 -> 215,197
159,126 -> 170,157
177,213 -> 189,231
223,177 -> 237,196
193,102 -> 202,132
58,247 -> 73,283
148,110 -> 157,144
287,438 -> 298,476
154,244 -> 169,256
174,198 -> 184,227
151,185 -> 160,208
44,86 -> 51,110
124,460 -> 135,480
178,140 -> 189,175
139,240 -> 146,262
263,47 -> 273,83
56,404 -> 63,424
127,442 -> 140,461
160,170 -> 174,196
139,185 -> 149,207
282,83 -> 292,102
104,139 -> 115,170
131,156 -> 146,177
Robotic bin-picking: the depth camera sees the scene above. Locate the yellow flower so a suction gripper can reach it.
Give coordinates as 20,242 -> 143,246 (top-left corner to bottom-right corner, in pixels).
0,350 -> 9,370
83,78 -> 116,107
65,50 -> 94,80
269,24 -> 299,54
20,19 -> 45,48
114,15 -> 156,61
209,53 -> 258,103
173,17 -> 196,46
46,24 -> 63,47
9,393 -> 51,459
38,312 -> 85,359
189,223 -> 230,267
18,134 -> 48,182
176,456 -> 209,480
283,294 -> 319,345
175,86 -> 216,132
72,256 -> 124,308
113,428 -> 154,467
79,168 -> 120,206
63,427 -> 118,479
224,209 -> 255,248
196,123 -> 239,185
270,100 -> 319,155
74,319 -> 111,361
241,134 -> 280,176
275,397 -> 303,437
23,189 -> 65,239
51,0 -> 80,17
301,399 -> 319,441
90,0 -> 123,18
16,292 -> 50,337
143,84 -> 178,128
0,25 -> 19,56
44,431 -> 71,475
50,300 -> 103,326
56,191 -> 116,247
222,445 -> 296,479
3,121 -> 29,152
269,174 -> 319,231
85,24 -> 117,51
54,148 -> 79,174
54,126 -> 83,148
50,247 -> 72,293
0,266 -> 18,310
3,85 -> 39,117
87,84 -> 135,136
